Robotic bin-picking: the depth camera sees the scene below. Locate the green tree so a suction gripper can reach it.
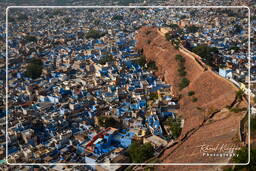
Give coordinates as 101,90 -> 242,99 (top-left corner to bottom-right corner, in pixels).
134,56 -> 157,70
97,116 -> 119,128
29,58 -> 43,66
85,30 -> 106,39
165,31 -> 182,48
188,91 -> 195,96
179,78 -> 190,90
229,46 -> 239,52
166,24 -> 183,35
64,17 -> 71,23
128,142 -> 154,163
175,54 -> 189,90
167,24 -> 179,29
112,15 -> 124,20
175,54 -> 185,63
192,97 -> 198,102
98,54 -> 115,65
134,55 -> 147,67
175,54 -> 182,60
24,58 -> 43,79
164,117 -> 182,139
176,55 -> 186,75
94,20 -> 100,25
186,25 -> 200,33
178,69 -> 187,77
192,45 -> 219,67
147,60 -> 157,70
24,35 -> 37,42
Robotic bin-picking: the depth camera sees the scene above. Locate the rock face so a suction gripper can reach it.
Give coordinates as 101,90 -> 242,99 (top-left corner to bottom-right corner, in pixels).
136,26 -> 247,170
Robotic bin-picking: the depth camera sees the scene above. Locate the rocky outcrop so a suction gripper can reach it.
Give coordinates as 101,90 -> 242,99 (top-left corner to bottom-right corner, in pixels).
135,26 -> 247,170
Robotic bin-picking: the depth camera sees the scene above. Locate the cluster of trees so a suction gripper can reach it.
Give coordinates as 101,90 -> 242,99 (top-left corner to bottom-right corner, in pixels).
24,35 -> 37,43
177,66 -> 186,77
97,116 -> 120,128
175,55 -> 190,90
117,0 -> 143,5
166,23 -> 183,35
185,25 -> 200,33
98,54 -> 115,65
179,78 -> 190,90
229,45 -> 240,52
134,55 -> 157,70
165,33 -> 181,49
192,45 -> 219,68
192,97 -> 198,102
183,40 -> 193,51
166,23 -> 179,29
94,20 -> 100,26
188,91 -> 195,96
134,55 -> 147,66
24,58 -> 43,79
128,142 -> 154,163
164,116 -> 182,139
188,91 -> 197,102
85,30 -> 106,39
112,15 -> 124,20
147,60 -> 158,70
63,17 -> 71,23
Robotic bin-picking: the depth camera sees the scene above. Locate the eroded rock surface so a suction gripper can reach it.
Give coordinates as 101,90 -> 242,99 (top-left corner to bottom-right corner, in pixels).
135,26 -> 247,170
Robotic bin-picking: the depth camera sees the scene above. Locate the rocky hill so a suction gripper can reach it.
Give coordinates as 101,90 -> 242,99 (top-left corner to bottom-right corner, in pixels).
136,26 -> 247,170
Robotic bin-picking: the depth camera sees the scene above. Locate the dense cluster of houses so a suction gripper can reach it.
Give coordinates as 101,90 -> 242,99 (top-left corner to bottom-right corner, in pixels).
166,8 -> 253,83
3,8 -> 182,168
0,3 -> 255,170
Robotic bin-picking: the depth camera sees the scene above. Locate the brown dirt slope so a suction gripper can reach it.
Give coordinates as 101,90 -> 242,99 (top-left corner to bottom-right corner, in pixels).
135,26 -> 247,170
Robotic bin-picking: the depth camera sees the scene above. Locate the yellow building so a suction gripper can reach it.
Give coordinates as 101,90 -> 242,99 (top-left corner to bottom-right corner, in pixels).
240,83 -> 246,92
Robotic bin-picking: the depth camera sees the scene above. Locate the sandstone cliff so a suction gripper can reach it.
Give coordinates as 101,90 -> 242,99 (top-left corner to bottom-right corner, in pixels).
135,26 -> 247,170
